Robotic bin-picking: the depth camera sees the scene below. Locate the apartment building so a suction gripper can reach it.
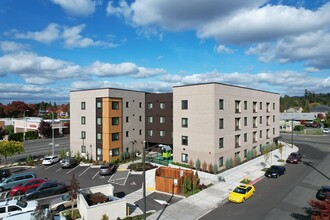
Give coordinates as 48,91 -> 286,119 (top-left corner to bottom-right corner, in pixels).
70,88 -> 146,162
145,93 -> 173,147
172,83 -> 280,168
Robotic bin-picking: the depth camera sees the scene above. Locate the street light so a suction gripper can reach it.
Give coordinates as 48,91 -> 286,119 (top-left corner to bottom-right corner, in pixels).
142,140 -> 147,220
52,111 -> 55,155
23,110 -> 29,142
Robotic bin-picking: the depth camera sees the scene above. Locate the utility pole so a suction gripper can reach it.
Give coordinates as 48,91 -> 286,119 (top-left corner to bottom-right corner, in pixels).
143,140 -> 147,220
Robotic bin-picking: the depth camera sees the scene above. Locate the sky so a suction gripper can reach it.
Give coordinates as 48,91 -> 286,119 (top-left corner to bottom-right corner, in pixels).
0,0 -> 330,104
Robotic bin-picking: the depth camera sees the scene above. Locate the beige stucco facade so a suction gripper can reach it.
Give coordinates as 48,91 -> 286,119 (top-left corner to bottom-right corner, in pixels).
70,88 -> 145,162
173,83 -> 280,168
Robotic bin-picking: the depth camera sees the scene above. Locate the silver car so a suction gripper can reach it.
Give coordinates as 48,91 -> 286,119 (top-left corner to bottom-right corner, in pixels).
49,193 -> 76,211
60,157 -> 78,168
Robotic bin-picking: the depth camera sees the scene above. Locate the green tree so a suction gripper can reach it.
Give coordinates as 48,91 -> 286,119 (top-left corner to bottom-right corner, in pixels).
4,125 -> 14,135
278,143 -> 284,160
195,159 -> 201,170
0,140 -> 24,163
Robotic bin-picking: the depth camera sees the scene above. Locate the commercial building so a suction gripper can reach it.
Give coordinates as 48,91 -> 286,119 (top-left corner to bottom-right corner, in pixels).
172,83 -> 280,168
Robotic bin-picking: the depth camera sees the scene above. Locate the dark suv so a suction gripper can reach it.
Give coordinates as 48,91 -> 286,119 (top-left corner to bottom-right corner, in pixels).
264,165 -> 286,178
316,186 -> 330,201
0,169 -> 11,180
99,163 -> 117,176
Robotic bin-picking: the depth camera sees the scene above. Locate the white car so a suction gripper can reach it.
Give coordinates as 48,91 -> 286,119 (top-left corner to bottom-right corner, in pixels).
0,199 -> 38,219
49,193 -> 76,211
42,155 -> 60,165
323,128 -> 329,133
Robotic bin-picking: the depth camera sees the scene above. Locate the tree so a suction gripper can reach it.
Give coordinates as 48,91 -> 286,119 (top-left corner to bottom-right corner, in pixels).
278,143 -> 284,160
195,159 -> 201,170
38,120 -> 52,138
68,174 -> 80,218
324,111 -> 330,128
308,199 -> 330,220
0,127 -> 4,140
0,140 -> 24,163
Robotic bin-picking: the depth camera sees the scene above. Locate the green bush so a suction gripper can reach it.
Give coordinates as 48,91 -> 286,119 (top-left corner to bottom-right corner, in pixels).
294,125 -> 305,131
213,164 -> 219,174
195,159 -> 201,170
225,158 -> 234,169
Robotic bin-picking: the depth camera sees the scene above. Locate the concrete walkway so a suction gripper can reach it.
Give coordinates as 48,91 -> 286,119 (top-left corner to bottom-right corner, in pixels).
146,143 -> 298,220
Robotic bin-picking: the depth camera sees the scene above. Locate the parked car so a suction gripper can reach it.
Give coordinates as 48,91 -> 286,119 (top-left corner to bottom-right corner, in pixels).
0,169 -> 11,181
25,181 -> 68,200
60,157 -> 78,168
8,178 -> 48,196
42,155 -> 60,165
0,172 -> 37,192
264,165 -> 286,178
286,152 -> 302,164
0,198 -> 38,219
322,128 -> 329,134
228,184 -> 255,203
49,193 -> 76,211
99,163 -> 117,176
316,186 -> 330,201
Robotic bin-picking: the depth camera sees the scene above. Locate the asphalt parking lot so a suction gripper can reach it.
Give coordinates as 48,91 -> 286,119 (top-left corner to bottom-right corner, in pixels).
0,162 -> 143,200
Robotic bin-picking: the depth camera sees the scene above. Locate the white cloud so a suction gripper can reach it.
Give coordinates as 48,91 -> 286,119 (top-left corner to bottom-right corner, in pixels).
0,41 -> 30,53
0,52 -> 81,84
215,44 -> 235,54
304,67 -> 319,73
86,61 -> 167,78
51,0 -> 97,16
15,23 -> 60,44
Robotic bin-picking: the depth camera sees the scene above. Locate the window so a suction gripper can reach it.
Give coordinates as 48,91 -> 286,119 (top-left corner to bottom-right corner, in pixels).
112,117 -> 119,125
181,136 -> 188,145
181,100 -> 188,110
259,102 -> 263,110
139,116 -> 142,122
235,135 -> 240,148
81,145 -> 86,153
97,101 -> 102,109
219,118 -> 224,129
244,149 -> 247,158
126,116 -> 129,123
148,130 -> 153,137
235,100 -> 241,113
267,116 -> 270,126
0,207 -> 6,213
139,129 -> 142,135
81,116 -> 86,125
219,99 -> 224,110
8,206 -> 21,212
273,128 -> 275,135
182,118 -> 188,128
126,131 -> 129,137
97,117 -> 102,125
112,101 -> 119,110
259,130 -> 262,138
259,116 -> 262,124
97,133 -> 102,140
266,102 -> 270,112
147,103 -> 153,110
112,133 -> 119,141
253,102 -> 257,113
253,132 -> 257,142
147,116 -> 153,123
253,117 -> 257,128
112,148 -> 119,156
273,115 -> 275,122
244,133 -> 247,142
81,102 -> 86,110
160,130 -> 165,137
273,103 -> 275,110
139,102 -> 142,108
235,118 -> 241,130
267,129 -> 270,139
160,116 -> 165,123
160,102 -> 165,109
219,157 -> 224,167
126,102 -> 129,108
244,101 -> 247,110
244,117 -> 247,126
219,138 -> 224,148
182,153 -> 188,163
81,131 -> 86,139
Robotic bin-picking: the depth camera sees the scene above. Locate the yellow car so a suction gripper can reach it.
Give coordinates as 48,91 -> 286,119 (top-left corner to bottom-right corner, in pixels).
228,184 -> 255,203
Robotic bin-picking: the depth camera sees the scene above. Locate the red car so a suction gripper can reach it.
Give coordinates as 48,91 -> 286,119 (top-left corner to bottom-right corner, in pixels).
286,152 -> 302,164
8,178 -> 48,196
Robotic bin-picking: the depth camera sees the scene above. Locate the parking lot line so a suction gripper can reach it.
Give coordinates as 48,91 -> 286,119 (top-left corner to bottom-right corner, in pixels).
122,171 -> 130,186
66,165 -> 80,174
56,168 -> 62,172
92,170 -> 99,179
79,166 -> 91,177
44,163 -> 58,170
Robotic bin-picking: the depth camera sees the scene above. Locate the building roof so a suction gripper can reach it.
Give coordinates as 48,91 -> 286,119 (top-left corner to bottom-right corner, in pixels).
310,105 -> 330,112
280,113 -> 317,121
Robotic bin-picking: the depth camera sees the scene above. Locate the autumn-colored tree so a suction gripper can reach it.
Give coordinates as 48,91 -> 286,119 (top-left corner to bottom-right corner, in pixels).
309,199 -> 330,220
201,161 -> 207,171
0,140 -> 24,163
68,174 -> 80,218
38,121 -> 52,138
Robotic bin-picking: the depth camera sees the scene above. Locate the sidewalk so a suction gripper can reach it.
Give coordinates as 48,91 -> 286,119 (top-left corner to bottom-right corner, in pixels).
147,143 -> 298,220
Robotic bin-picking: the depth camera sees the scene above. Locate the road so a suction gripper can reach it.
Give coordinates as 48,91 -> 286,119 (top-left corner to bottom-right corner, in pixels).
201,134 -> 330,220
3,136 -> 70,164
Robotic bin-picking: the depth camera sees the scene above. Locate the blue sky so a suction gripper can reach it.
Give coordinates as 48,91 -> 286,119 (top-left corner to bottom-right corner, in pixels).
0,0 -> 329,104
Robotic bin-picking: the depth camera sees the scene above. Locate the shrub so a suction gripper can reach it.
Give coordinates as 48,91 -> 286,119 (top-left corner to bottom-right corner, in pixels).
188,159 -> 194,169
235,155 -> 242,165
246,150 -> 253,160
213,164 -> 219,174
201,161 -> 207,171
225,158 -> 234,169
195,159 -> 201,170
294,125 -> 305,131
208,162 -> 213,173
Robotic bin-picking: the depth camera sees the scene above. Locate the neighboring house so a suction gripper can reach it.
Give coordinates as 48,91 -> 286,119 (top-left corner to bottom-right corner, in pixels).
285,107 -> 303,113
77,184 -> 126,220
310,105 -> 330,118
279,112 -> 318,132
172,82 -> 280,169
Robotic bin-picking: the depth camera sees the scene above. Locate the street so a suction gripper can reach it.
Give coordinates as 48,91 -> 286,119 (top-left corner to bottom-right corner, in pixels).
201,134 -> 330,220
